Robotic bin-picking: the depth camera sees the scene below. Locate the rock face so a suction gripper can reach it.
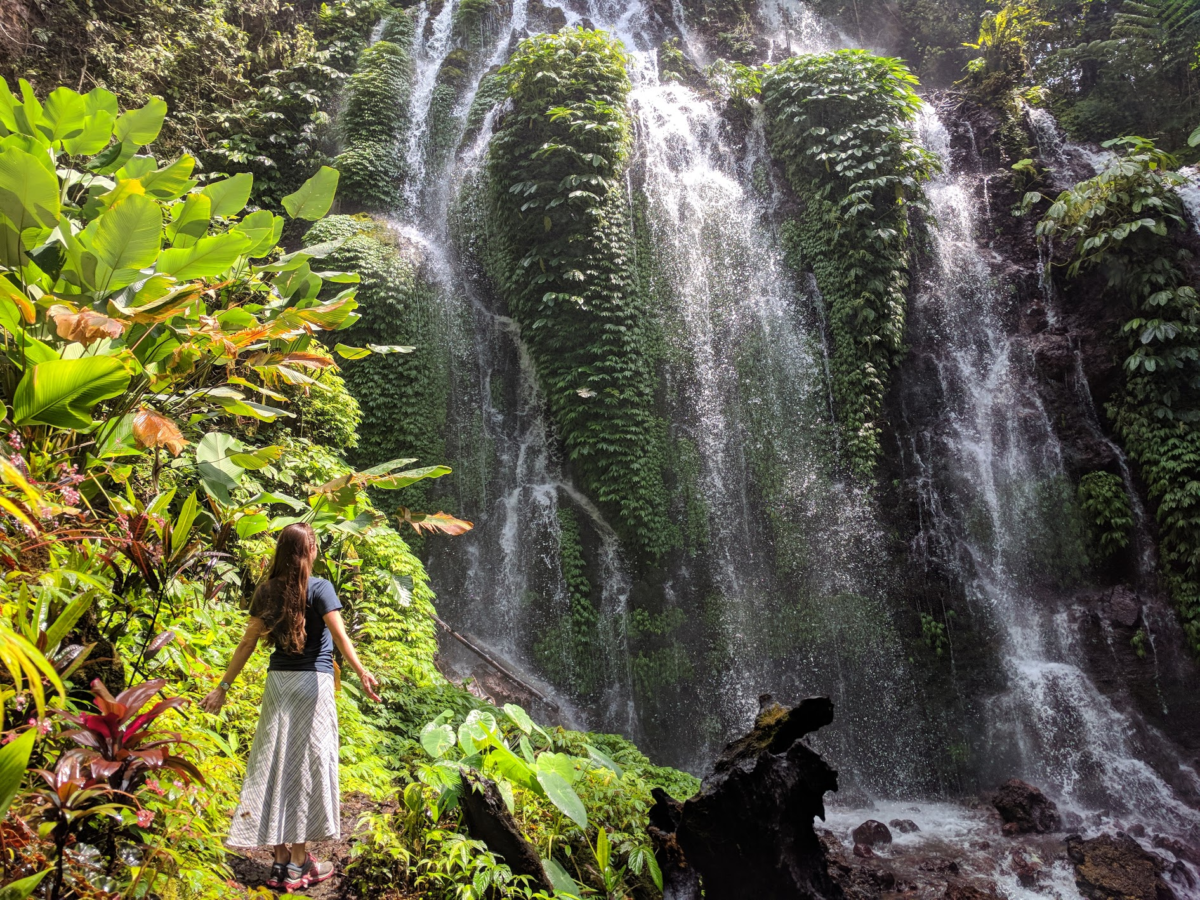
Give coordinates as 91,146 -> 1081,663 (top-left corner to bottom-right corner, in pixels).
1067,833 -> 1177,900
648,788 -> 702,900
992,779 -> 1062,836
656,697 -> 844,900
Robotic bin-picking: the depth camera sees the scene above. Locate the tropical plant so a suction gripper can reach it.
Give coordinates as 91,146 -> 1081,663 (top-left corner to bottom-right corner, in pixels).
1033,136 -> 1200,653
963,3 -> 1049,78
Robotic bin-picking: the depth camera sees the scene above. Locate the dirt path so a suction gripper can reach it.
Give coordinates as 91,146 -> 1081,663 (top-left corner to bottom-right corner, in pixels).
226,794 -> 418,899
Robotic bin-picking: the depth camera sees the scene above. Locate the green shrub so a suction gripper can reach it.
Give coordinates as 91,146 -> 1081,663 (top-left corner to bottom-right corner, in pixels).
486,29 -> 675,561
762,51 -> 938,477
1078,471 -> 1134,558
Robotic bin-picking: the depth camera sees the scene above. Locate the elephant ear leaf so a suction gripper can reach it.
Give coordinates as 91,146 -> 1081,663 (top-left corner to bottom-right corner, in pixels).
13,357 -> 130,429
282,166 -> 339,221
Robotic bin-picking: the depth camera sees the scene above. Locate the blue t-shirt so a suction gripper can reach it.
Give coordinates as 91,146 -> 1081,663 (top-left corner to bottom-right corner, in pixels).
267,577 -> 343,674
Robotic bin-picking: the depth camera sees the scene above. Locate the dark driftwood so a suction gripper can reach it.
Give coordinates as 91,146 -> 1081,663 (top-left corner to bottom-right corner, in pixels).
670,697 -> 845,900
458,771 -> 553,893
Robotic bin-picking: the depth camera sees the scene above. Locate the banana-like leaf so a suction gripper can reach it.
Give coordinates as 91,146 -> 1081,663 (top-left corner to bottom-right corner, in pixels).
396,508 -> 473,536
0,147 -> 60,237
89,192 -> 161,272
12,356 -> 131,429
536,768 -> 587,829
201,172 -> 253,218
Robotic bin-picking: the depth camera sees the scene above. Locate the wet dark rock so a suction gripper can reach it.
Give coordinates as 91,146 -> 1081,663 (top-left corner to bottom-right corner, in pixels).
852,821 -> 893,847
648,789 -> 702,900
889,818 -> 921,834
458,771 -> 552,893
1152,835 -> 1200,868
1167,859 -> 1196,891
1010,847 -> 1044,887
944,886 -> 1003,900
1107,587 -> 1143,629
992,779 -> 1062,835
853,844 -> 876,859
1066,832 -> 1177,900
665,697 -> 843,900
1128,824 -> 1147,838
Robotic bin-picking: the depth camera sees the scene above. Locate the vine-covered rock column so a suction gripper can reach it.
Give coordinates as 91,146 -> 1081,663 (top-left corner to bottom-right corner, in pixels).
486,28 -> 673,560
762,50 -> 937,478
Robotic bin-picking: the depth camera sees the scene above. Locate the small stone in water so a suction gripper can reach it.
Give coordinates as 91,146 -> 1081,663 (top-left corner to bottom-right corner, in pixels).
852,820 -> 893,847
853,843 -> 876,859
889,818 -> 920,834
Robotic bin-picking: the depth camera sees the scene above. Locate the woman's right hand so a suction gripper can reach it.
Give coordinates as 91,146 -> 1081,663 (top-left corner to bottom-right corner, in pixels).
360,670 -> 382,703
199,688 -> 227,714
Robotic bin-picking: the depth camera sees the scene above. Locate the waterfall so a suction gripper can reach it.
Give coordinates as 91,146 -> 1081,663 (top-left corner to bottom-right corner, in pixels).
908,106 -> 1200,834
360,0 -> 1200,852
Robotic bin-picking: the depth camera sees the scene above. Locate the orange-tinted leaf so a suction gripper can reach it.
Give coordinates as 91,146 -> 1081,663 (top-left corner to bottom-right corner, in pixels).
49,304 -> 125,345
396,508 -> 473,536
132,408 -> 187,456
278,352 -> 335,370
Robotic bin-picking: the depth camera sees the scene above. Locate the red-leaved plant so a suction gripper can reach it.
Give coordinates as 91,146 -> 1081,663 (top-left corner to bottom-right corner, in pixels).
60,678 -> 203,794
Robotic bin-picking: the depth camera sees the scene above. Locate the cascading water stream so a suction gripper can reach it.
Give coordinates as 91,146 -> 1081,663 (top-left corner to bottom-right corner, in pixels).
366,0 -> 1200,866
908,107 -> 1200,838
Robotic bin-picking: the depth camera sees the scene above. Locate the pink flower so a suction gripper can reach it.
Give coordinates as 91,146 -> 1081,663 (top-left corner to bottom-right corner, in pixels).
7,432 -> 23,451
14,694 -> 26,712
145,778 -> 165,796
137,809 -> 155,828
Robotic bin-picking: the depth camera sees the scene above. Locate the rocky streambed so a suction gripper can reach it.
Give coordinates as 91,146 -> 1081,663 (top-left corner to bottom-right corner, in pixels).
648,698 -> 1200,900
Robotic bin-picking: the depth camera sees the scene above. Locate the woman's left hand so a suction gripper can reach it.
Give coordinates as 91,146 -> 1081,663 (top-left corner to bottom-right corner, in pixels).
360,670 -> 381,702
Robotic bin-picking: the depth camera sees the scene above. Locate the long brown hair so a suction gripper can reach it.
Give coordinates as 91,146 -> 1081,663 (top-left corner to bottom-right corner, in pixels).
251,523 -> 317,654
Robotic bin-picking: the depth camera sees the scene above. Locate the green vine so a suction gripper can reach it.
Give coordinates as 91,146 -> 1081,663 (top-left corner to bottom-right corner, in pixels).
304,215 -> 449,520
761,50 -> 938,478
1032,136 -> 1200,652
334,11 -> 416,211
1078,471 -> 1134,558
486,29 -> 674,560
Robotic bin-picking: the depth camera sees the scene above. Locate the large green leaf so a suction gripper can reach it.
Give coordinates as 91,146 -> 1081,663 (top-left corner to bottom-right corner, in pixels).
141,155 -> 197,200
114,97 -> 167,145
166,193 -> 211,248
282,166 -> 339,220
536,767 -> 587,829
0,728 -> 35,819
201,173 -> 253,218
13,356 -> 130,429
0,147 -> 60,237
421,722 -> 456,758
62,111 -> 115,157
90,193 -> 161,272
157,232 -> 251,280
38,88 -> 85,143
542,858 -> 581,896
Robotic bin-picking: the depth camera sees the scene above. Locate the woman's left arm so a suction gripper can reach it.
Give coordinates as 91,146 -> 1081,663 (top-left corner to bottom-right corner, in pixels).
324,610 -> 382,702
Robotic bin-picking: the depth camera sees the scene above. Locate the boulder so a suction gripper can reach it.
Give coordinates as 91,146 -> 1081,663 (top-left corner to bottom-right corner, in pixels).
1066,833 -> 1177,900
889,818 -> 921,834
666,697 -> 844,900
992,779 -> 1062,835
852,821 -> 893,847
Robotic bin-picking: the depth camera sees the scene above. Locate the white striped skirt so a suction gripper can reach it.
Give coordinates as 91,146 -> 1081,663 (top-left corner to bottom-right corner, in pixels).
227,670 -> 340,847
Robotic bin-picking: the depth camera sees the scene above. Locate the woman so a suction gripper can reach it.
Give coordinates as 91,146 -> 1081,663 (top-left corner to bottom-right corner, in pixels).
201,523 -> 381,891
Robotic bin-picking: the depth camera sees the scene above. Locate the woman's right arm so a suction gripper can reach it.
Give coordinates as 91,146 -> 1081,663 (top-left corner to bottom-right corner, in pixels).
199,617 -> 266,714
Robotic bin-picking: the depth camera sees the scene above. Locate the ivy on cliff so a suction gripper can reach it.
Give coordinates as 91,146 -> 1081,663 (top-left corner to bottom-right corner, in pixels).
305,215 -> 449,518
762,50 -> 938,478
486,28 -> 674,560
1030,136 -> 1200,652
335,11 -> 417,211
